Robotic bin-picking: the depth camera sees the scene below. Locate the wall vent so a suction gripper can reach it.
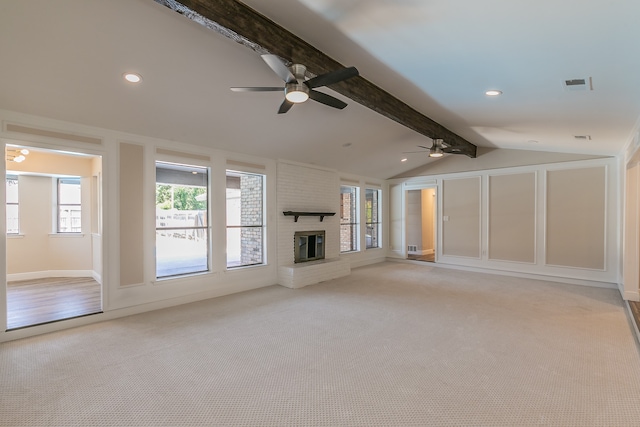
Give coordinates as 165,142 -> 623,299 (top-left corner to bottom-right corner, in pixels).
563,77 -> 593,91
408,245 -> 418,252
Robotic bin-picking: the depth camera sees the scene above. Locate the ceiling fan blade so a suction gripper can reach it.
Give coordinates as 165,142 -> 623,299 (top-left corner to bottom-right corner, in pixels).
230,87 -> 283,92
442,147 -> 463,154
417,145 -> 431,150
261,54 -> 296,83
308,90 -> 348,109
305,66 -> 359,88
277,99 -> 294,114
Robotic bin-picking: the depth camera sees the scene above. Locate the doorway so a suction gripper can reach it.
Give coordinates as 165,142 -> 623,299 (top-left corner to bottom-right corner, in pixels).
5,145 -> 103,329
406,188 -> 436,262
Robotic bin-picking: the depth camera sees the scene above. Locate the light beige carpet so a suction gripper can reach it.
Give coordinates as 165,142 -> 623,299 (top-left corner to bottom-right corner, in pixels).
2,262 -> 640,426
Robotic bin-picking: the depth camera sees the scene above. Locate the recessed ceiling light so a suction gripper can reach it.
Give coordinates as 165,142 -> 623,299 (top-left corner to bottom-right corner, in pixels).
123,72 -> 142,83
485,90 -> 502,96
401,158 -> 408,162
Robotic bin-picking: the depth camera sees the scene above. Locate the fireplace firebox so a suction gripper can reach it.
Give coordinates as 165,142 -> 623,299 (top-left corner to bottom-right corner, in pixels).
294,230 -> 325,263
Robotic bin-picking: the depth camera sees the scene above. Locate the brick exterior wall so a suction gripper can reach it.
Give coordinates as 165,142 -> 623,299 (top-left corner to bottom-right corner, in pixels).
340,188 -> 357,252
240,174 -> 263,265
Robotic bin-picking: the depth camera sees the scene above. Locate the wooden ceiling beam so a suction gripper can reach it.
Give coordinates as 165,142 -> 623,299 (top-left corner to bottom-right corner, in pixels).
154,0 -> 477,158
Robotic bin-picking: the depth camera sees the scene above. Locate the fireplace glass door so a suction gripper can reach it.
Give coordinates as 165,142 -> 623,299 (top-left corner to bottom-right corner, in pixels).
295,231 -> 325,263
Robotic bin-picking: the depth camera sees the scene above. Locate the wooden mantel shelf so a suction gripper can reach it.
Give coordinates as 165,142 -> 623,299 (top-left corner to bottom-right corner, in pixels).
283,211 -> 336,222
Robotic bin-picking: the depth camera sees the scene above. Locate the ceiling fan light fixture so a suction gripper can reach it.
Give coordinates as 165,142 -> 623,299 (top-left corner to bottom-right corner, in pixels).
285,83 -> 309,103
429,139 -> 444,157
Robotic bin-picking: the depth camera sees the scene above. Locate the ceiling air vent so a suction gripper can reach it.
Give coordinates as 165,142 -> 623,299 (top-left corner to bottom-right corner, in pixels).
563,77 -> 593,91
574,135 -> 592,140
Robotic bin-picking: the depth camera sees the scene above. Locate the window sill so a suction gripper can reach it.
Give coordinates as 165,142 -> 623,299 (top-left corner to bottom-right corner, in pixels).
226,263 -> 267,272
7,233 -> 25,239
49,233 -> 85,238
153,270 -> 214,284
340,250 -> 361,255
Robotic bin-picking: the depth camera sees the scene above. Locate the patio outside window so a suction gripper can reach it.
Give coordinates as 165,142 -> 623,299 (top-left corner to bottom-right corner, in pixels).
155,162 -> 209,278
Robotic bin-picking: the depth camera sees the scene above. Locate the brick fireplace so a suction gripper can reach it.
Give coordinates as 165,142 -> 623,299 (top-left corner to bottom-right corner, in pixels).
277,161 -> 350,288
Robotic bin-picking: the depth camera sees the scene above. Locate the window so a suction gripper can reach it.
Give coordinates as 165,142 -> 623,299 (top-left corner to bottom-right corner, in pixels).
58,178 -> 82,233
155,162 -> 209,278
226,170 -> 265,268
6,176 -> 19,234
365,188 -> 382,249
340,185 -> 359,252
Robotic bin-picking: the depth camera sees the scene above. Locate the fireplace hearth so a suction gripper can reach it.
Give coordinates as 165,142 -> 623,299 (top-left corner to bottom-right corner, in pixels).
294,230 -> 325,263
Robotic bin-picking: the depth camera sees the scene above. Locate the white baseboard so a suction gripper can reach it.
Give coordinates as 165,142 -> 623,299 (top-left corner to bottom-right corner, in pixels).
619,282 -> 640,301
7,270 -> 96,282
389,258 -> 617,289
92,271 -> 103,285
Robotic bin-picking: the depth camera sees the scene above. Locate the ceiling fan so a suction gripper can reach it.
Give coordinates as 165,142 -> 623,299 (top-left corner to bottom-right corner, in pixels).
231,54 -> 359,114
404,139 -> 461,158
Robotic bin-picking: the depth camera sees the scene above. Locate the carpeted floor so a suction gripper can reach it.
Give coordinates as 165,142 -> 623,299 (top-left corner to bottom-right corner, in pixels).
2,262 -> 640,426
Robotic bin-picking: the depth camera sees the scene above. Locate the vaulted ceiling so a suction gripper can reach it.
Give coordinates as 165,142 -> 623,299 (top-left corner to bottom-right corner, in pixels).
1,0 -> 639,179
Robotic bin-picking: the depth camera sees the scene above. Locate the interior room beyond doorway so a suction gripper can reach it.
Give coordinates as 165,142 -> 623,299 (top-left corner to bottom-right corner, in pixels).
5,145 -> 103,330
406,188 -> 436,263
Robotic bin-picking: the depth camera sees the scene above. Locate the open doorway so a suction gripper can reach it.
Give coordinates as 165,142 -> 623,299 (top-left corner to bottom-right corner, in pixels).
406,188 -> 436,262
5,145 -> 102,330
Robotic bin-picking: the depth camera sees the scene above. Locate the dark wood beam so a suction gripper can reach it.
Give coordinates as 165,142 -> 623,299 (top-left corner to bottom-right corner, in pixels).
154,0 -> 477,158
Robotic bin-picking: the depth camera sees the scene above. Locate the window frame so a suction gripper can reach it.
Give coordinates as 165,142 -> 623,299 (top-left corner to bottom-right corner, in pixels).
340,185 -> 360,253
365,188 -> 382,249
225,169 -> 266,269
57,177 -> 82,233
6,175 -> 19,235
155,161 -> 210,279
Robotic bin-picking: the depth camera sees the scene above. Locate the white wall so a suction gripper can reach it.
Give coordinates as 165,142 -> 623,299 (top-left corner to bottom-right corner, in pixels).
1,110 -> 279,341
0,110 -> 385,342
6,169 -> 94,279
390,157 -> 620,289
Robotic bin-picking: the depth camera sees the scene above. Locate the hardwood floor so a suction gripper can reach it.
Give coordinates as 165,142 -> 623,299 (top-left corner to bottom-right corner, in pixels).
7,277 -> 102,330
630,301 -> 640,339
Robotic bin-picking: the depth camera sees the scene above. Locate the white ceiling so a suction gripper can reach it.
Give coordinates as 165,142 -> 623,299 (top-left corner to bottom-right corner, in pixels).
1,0 -> 639,179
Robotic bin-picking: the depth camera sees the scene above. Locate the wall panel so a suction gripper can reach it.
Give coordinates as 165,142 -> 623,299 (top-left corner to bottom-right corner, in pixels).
546,167 -> 606,269
489,173 -> 535,263
442,177 -> 480,258
119,142 -> 144,286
